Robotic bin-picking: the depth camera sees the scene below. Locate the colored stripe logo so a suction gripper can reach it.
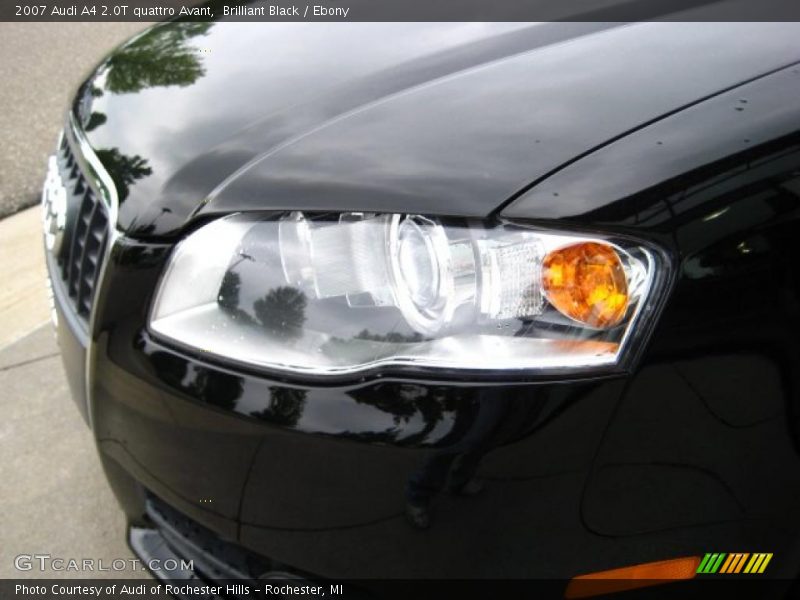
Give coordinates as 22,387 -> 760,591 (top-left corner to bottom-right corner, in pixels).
697,553 -> 772,574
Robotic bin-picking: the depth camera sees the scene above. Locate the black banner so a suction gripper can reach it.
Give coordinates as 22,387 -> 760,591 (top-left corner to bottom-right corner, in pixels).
2,578 -> 799,600
2,0 -> 800,22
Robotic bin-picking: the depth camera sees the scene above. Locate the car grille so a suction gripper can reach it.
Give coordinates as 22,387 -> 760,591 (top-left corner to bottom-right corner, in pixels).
54,135 -> 111,321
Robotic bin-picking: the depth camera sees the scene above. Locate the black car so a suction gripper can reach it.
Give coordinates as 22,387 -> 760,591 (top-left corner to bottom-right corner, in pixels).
42,19 -> 800,598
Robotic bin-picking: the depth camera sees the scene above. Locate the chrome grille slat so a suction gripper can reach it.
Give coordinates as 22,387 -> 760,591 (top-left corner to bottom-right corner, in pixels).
53,136 -> 111,321
76,200 -> 105,315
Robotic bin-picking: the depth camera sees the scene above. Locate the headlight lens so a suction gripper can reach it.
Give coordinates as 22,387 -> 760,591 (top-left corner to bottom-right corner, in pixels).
149,212 -> 666,378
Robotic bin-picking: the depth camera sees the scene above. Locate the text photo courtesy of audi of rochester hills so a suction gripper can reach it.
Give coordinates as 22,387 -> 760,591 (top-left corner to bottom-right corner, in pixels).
3,1 -> 800,599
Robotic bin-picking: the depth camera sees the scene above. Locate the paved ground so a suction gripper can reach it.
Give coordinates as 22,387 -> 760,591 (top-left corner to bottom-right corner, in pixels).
0,22 -> 150,579
0,22 -> 146,219
0,207 -> 49,348
0,325 -> 150,579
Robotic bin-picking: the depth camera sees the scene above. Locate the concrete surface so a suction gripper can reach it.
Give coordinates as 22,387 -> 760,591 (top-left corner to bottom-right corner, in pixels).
0,206 -> 50,348
0,22 -> 147,219
0,21 -> 154,580
0,325 -> 150,579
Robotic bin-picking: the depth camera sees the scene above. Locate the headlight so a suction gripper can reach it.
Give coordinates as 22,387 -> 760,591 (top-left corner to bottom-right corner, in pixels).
149,212 -> 668,378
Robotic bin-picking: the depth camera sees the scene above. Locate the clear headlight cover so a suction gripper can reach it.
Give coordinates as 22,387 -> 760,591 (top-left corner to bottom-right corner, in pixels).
149,212 -> 666,378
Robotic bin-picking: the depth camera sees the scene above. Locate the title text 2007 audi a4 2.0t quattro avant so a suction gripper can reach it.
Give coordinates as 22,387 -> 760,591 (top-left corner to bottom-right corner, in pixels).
41,17 -> 800,597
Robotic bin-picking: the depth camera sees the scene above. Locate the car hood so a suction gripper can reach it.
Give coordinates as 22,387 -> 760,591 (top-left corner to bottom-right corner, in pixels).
76,21 -> 800,237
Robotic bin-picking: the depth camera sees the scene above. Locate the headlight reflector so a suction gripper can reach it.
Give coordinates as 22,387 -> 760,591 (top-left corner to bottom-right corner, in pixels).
149,212 -> 666,378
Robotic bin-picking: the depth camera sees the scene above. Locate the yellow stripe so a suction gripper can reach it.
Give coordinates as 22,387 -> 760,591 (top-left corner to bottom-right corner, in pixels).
758,553 -> 773,574
748,554 -> 765,574
734,553 -> 750,573
744,554 -> 761,573
719,554 -> 736,574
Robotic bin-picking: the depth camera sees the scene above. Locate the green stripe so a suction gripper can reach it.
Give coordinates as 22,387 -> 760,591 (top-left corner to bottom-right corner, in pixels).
704,553 -> 719,573
697,553 -> 713,573
708,553 -> 721,573
703,552 -> 719,573
710,553 -> 727,573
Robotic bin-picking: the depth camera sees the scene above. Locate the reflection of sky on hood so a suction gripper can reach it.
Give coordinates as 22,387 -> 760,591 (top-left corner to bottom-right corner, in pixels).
221,22 -> 800,218
84,22 -> 800,232
85,23 -> 531,218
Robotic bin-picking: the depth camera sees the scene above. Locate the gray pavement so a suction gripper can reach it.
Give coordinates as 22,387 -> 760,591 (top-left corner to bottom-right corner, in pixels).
0,325 -> 149,579
0,22 -> 147,219
0,21 -> 152,579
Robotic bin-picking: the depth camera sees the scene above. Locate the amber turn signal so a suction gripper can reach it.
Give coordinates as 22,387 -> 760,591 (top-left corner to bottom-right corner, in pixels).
542,242 -> 629,329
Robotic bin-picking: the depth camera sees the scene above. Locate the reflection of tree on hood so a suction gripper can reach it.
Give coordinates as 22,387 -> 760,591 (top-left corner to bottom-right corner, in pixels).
74,24 -> 210,204
84,112 -> 107,132
94,148 -> 152,201
251,387 -> 307,428
103,22 -> 212,94
349,384 -> 465,446
187,368 -> 243,412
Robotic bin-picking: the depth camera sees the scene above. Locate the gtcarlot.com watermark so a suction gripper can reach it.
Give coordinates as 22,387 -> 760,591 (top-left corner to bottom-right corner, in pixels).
14,554 -> 193,573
